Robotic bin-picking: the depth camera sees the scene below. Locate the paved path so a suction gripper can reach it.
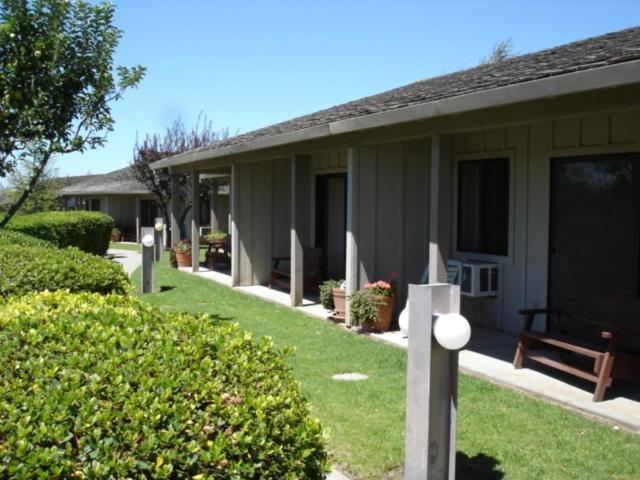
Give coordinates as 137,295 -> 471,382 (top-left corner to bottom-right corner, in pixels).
108,248 -> 141,277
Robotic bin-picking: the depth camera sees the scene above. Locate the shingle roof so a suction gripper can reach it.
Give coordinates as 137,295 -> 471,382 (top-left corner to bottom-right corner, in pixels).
58,174 -> 100,187
59,167 -> 150,195
184,26 -> 640,158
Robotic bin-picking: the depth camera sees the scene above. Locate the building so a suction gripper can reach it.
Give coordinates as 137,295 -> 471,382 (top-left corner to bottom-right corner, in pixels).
59,166 -> 228,243
151,27 -> 640,338
59,167 -> 162,242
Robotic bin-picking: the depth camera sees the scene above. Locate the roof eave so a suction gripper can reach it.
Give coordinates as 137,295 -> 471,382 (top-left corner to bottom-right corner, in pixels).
59,190 -> 151,196
150,59 -> 640,171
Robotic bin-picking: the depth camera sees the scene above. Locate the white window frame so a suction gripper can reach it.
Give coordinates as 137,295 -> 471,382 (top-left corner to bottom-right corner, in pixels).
452,150 -> 516,265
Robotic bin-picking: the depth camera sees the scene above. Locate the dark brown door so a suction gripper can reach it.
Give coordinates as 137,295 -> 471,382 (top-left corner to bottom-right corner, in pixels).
315,173 -> 347,281
549,153 -> 640,340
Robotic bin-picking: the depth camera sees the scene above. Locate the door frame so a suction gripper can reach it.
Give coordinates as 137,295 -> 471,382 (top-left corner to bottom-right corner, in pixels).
546,148 -> 640,331
312,171 -> 348,280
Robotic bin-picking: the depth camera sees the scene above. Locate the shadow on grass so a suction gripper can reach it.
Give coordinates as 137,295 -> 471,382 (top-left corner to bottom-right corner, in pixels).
382,452 -> 503,479
159,285 -> 176,292
456,452 -> 504,479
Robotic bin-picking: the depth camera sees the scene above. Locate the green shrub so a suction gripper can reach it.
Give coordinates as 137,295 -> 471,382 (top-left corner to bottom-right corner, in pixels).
6,211 -> 114,255
0,230 -> 129,297
0,291 -> 330,478
319,279 -> 342,311
349,289 -> 384,325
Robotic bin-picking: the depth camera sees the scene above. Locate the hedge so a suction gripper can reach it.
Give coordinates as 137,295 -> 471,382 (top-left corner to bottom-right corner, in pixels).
6,211 -> 114,255
0,291 -> 329,479
0,230 -> 129,297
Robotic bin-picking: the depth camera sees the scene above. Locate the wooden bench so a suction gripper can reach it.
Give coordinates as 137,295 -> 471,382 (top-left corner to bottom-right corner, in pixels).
269,247 -> 323,292
513,308 -> 640,402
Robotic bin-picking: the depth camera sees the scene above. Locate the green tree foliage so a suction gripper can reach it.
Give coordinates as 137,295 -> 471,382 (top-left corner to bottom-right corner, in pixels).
480,38 -> 516,64
131,114 -> 228,243
0,0 -> 145,227
6,158 -> 61,213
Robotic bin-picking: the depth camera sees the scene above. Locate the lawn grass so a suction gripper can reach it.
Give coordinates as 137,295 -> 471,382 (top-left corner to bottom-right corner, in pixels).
134,259 -> 640,479
109,241 -> 140,251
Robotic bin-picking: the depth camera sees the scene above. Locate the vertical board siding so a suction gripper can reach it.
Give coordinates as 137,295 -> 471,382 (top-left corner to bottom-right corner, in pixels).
356,139 -> 430,321
271,158 -> 291,258
356,145 -> 378,287
580,114 -> 609,146
250,161 -> 273,285
403,139 -> 431,305
552,118 -> 580,149
610,110 -> 640,144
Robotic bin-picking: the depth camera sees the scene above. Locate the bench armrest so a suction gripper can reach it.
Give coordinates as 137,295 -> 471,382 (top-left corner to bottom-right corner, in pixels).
272,257 -> 290,269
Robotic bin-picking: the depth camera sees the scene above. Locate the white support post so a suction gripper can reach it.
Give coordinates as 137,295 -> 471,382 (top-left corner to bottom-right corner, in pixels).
405,284 -> 465,480
290,154 -> 304,307
170,172 -> 181,247
191,170 -> 200,272
345,147 -> 359,326
135,196 -> 141,244
429,135 -> 453,283
230,164 -> 240,287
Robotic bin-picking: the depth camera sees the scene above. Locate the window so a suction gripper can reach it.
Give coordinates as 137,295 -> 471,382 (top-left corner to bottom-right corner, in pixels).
90,199 -> 101,211
457,157 -> 510,256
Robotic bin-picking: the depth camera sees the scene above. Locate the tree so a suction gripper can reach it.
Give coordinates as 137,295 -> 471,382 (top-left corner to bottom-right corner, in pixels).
0,0 -> 145,227
480,38 -> 516,64
131,114 -> 228,244
6,157 -> 62,213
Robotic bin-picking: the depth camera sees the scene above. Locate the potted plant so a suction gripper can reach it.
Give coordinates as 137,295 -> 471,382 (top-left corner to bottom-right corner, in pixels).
205,230 -> 228,248
172,239 -> 192,267
350,280 -> 395,332
319,279 -> 344,321
111,227 -> 122,242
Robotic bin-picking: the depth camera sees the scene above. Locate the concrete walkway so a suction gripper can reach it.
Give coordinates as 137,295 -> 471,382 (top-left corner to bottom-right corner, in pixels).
178,265 -> 640,433
108,248 -> 141,277
374,329 -> 640,432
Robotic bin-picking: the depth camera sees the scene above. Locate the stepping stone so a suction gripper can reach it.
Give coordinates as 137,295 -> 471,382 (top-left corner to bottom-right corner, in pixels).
332,373 -> 368,381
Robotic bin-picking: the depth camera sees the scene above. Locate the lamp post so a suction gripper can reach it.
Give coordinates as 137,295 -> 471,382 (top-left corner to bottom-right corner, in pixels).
141,234 -> 155,293
405,283 -> 471,480
154,217 -> 164,262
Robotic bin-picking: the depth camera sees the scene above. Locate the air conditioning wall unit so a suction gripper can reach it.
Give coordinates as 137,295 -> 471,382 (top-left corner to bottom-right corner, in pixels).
459,261 -> 498,297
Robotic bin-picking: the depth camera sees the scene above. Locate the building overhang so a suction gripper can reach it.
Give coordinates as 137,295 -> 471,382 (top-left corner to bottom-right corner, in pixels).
151,59 -> 640,171
59,191 -> 151,196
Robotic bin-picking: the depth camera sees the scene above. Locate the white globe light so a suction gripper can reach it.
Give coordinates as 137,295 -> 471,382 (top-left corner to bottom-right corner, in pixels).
399,303 -> 410,337
432,313 -> 471,350
154,222 -> 164,232
141,234 -> 155,248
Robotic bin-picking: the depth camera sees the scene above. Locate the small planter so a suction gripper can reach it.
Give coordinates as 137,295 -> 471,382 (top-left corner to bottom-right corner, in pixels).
211,240 -> 226,250
173,248 -> 192,267
331,288 -> 346,322
111,232 -> 122,242
360,295 -> 395,333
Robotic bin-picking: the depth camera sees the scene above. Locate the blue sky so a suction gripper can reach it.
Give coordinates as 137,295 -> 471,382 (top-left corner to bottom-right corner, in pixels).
55,0 -> 640,177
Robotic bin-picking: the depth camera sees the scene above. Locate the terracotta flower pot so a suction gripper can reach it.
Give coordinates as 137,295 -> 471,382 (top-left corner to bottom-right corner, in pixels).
173,248 -> 192,267
361,295 -> 395,333
111,233 -> 121,242
332,288 -> 346,322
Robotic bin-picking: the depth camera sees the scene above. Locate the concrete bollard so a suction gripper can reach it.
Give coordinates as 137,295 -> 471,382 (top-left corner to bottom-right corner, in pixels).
141,234 -> 155,293
404,283 -> 471,480
154,217 -> 164,262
